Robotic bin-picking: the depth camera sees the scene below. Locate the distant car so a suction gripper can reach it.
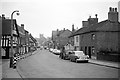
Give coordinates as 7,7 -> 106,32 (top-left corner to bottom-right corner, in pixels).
49,48 -> 54,52
52,49 -> 61,55
69,51 -> 89,63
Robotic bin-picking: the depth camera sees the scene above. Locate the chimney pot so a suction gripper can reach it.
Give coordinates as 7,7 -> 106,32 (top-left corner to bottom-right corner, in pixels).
2,14 -> 5,17
109,7 -> 112,12
21,24 -> 24,27
115,8 -> 117,12
21,24 -> 24,29
57,29 -> 59,31
95,14 -> 97,18
112,8 -> 114,12
89,16 -> 91,18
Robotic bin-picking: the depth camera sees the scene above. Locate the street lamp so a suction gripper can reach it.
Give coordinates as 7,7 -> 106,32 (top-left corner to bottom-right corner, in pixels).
10,10 -> 20,68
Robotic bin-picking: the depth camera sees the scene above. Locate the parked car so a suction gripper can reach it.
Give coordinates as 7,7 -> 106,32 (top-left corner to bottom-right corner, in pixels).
52,49 -> 61,55
69,51 -> 89,63
49,48 -> 54,52
59,50 -> 73,60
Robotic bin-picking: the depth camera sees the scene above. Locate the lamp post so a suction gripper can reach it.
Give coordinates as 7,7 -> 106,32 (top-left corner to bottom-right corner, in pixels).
10,10 -> 20,68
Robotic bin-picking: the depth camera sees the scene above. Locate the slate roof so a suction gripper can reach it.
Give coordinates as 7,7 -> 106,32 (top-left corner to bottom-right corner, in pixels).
2,19 -> 19,36
17,25 -> 25,37
69,20 -> 120,37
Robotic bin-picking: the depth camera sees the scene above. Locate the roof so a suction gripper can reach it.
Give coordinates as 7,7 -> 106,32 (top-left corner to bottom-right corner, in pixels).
29,34 -> 37,43
2,19 -> 19,36
69,20 -> 120,37
17,25 -> 25,37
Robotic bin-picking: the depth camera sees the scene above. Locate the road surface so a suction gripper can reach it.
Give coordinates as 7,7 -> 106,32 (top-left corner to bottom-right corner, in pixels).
17,49 -> 119,78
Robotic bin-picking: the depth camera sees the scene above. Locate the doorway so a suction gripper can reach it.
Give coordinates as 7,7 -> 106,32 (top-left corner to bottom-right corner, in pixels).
88,46 -> 91,58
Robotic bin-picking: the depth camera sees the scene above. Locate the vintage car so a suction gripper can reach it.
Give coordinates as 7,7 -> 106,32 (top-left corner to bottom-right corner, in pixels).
52,49 -> 61,55
49,48 -> 54,52
59,51 -> 73,60
69,51 -> 89,63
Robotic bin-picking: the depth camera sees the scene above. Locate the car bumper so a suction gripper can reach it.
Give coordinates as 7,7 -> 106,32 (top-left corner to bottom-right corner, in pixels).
76,59 -> 89,62
53,52 -> 60,55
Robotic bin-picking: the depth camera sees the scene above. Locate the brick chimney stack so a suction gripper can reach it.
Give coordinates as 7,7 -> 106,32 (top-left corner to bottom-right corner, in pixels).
72,24 -> 75,32
2,14 -> 5,19
88,14 -> 98,26
108,7 -> 118,22
21,24 -> 24,29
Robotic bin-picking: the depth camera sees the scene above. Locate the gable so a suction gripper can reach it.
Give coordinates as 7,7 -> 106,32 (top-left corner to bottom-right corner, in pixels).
59,30 -> 72,37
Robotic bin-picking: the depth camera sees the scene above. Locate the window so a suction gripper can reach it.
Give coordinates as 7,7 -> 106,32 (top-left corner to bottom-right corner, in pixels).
76,36 -> 78,42
92,46 -> 95,54
92,34 -> 95,40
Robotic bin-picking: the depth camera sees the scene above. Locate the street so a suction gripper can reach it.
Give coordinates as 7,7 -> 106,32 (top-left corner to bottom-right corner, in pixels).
17,49 -> 119,78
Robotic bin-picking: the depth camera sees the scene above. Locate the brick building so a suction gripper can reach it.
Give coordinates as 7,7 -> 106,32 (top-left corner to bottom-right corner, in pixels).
52,28 -> 72,49
70,7 -> 120,62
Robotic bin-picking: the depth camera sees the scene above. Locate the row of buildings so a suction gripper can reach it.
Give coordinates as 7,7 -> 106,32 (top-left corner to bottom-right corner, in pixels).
1,14 -> 37,59
51,7 -> 120,62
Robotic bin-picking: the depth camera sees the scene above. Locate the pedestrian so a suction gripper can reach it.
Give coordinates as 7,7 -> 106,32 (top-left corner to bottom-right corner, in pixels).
59,46 -> 65,59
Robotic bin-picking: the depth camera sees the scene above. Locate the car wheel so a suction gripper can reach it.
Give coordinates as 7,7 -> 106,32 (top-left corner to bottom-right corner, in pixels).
70,58 -> 72,62
75,60 -> 78,63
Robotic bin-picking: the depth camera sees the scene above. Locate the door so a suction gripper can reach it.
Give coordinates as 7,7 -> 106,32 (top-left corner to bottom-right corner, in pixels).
88,46 -> 91,58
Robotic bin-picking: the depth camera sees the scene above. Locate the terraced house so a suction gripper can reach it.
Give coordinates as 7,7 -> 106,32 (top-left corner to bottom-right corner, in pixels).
69,7 -> 120,62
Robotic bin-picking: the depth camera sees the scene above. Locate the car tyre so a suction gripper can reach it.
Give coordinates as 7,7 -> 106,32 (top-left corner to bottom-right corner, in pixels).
76,60 -> 78,63
70,58 -> 72,62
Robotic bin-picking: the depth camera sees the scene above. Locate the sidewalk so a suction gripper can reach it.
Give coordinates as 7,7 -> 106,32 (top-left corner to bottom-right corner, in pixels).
0,52 -> 33,79
0,59 -> 22,79
89,59 -> 120,69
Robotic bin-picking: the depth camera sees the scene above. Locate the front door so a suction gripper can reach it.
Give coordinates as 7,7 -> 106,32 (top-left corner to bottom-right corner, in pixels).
88,46 -> 91,58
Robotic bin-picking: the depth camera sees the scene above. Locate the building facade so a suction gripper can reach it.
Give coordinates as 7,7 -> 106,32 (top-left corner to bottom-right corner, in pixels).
70,7 -> 120,62
52,28 -> 72,49
1,14 -> 19,59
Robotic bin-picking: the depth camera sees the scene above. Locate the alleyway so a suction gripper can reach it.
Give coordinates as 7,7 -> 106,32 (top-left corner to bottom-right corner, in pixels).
17,49 -> 118,78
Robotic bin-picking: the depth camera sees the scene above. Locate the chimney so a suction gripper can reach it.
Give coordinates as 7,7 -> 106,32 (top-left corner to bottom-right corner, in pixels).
95,14 -> 97,18
57,29 -> 59,32
72,24 -> 75,31
82,21 -> 89,27
108,7 -> 118,22
88,14 -> 98,26
2,14 -> 5,19
21,24 -> 24,29
63,28 -> 65,31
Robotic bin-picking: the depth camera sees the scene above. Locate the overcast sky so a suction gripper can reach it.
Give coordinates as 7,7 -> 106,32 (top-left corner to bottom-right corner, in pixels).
1,0 -> 119,38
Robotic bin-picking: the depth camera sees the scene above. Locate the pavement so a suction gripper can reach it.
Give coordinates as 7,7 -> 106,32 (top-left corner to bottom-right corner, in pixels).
89,59 -> 120,69
0,59 -> 22,79
0,51 -> 119,79
0,52 -> 32,80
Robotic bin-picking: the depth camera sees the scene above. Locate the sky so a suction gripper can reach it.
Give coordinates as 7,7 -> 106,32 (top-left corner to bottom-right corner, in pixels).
0,0 -> 119,38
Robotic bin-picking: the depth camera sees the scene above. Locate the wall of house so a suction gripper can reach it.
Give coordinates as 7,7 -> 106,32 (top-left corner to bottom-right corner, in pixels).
96,31 -> 120,62
96,31 -> 120,53
79,32 -> 97,58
